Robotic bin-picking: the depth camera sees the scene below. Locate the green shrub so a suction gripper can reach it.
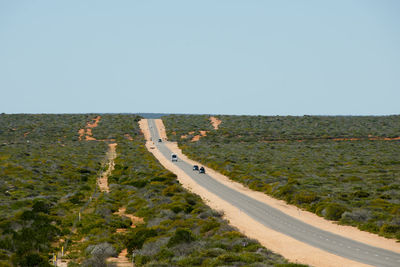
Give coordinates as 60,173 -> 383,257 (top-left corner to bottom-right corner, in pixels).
353,191 -> 370,198
294,192 -> 318,205
167,228 -> 195,247
18,253 -> 50,267
200,219 -> 220,233
323,203 -> 347,220
176,256 -> 203,266
380,224 -> 400,235
162,184 -> 181,196
126,227 -> 158,251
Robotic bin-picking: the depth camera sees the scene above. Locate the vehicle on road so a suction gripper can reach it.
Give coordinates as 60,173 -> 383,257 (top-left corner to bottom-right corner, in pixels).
171,153 -> 178,162
193,165 -> 199,171
158,138 -> 162,142
199,167 -> 205,173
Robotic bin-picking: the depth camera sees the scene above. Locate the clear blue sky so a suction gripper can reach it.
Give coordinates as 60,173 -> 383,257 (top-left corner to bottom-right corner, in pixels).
1,0 -> 399,115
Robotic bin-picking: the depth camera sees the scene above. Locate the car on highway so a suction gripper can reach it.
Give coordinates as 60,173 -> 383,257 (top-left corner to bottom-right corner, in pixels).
158,138 -> 162,142
171,153 -> 178,162
193,165 -> 199,171
199,167 -> 205,174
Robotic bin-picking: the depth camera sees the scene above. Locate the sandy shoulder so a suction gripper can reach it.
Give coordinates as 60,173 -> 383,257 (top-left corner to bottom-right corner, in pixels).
139,119 -> 373,267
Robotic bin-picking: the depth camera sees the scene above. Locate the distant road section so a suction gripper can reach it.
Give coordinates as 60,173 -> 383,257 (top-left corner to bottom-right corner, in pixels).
145,119 -> 400,267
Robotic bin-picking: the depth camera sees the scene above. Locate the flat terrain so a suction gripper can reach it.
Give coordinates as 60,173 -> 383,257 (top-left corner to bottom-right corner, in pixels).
0,114 -> 297,266
146,119 -> 400,267
163,115 -> 400,241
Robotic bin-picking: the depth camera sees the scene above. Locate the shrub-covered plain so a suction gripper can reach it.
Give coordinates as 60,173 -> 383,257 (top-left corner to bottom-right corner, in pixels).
0,114 -> 300,266
0,114 -> 107,266
163,115 -> 400,240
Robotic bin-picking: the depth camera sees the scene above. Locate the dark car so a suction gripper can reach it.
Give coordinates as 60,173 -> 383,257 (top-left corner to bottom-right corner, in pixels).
158,138 -> 162,142
193,165 -> 199,171
199,167 -> 205,174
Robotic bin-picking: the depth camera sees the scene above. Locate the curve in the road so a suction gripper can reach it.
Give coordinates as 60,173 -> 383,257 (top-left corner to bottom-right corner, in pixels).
147,119 -> 400,267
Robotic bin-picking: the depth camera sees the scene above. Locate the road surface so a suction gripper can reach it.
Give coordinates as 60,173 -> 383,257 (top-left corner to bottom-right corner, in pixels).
147,119 -> 400,267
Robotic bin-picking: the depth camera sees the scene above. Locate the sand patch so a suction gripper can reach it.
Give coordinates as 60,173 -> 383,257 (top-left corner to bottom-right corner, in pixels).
87,116 -> 101,128
78,129 -> 85,141
78,116 -> 101,141
210,116 -> 222,130
107,249 -> 132,267
191,135 -> 201,142
191,130 -> 208,142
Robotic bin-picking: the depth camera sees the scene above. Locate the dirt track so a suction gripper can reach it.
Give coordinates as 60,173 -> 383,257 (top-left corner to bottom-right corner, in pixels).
98,143 -> 117,193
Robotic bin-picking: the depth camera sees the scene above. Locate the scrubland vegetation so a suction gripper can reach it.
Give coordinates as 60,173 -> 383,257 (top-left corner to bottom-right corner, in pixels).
0,114 -> 299,266
163,115 -> 400,241
0,114 -> 107,266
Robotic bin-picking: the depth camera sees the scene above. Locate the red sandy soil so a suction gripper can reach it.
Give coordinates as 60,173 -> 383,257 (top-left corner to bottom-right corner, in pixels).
139,118 -> 400,267
209,116 -> 222,130
87,116 -> 101,128
78,129 -> 85,141
191,130 -> 208,142
78,116 -> 101,141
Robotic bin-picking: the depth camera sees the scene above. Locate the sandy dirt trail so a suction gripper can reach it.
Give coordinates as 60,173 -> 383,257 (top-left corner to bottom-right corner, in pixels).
140,119 -> 400,267
107,249 -> 132,267
106,207 -> 142,266
98,143 -> 117,193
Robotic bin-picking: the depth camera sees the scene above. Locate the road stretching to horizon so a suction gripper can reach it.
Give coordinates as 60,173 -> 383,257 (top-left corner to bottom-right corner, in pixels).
147,119 -> 400,267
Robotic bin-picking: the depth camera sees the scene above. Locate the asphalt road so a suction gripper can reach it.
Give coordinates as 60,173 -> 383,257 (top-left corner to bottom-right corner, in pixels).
147,119 -> 400,267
